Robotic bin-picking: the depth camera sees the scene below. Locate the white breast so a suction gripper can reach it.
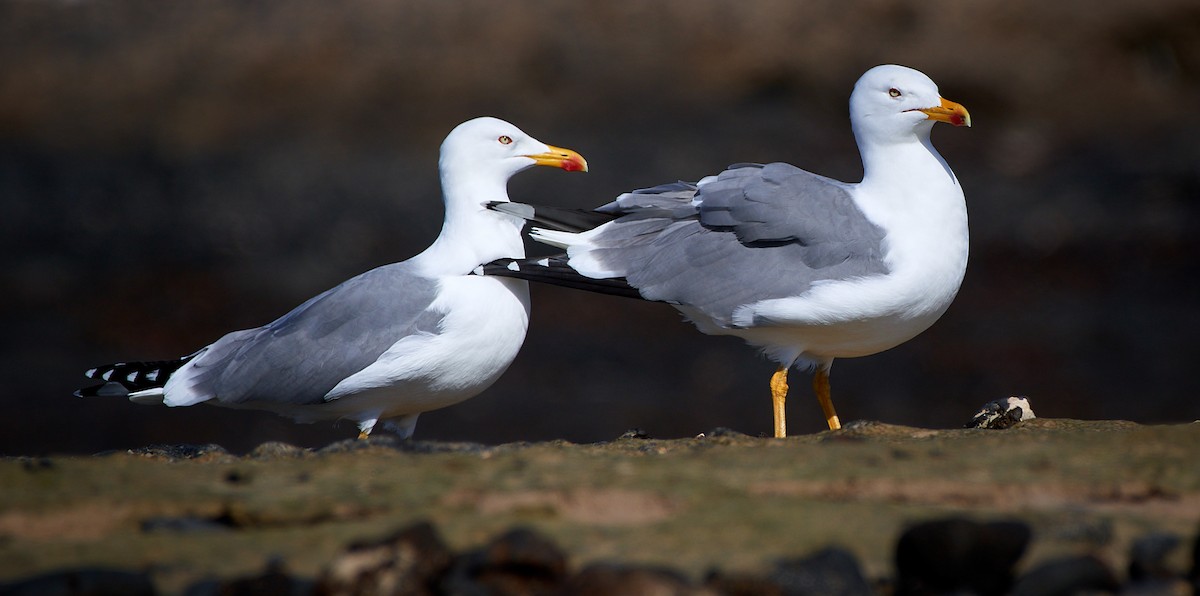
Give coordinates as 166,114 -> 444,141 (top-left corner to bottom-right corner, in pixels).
723,163 -> 968,365
321,275 -> 531,417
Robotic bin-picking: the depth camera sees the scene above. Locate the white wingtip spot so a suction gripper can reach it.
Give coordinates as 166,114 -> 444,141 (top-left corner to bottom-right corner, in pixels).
128,388 -> 166,405
126,371 -> 139,383
100,369 -> 114,381
85,368 -> 97,378
472,265 -> 485,275
506,262 -> 520,272
146,370 -> 159,382
536,258 -> 550,267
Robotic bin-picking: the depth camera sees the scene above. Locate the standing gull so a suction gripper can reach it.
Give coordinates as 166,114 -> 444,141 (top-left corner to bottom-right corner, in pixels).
77,117 -> 587,439
483,65 -> 970,437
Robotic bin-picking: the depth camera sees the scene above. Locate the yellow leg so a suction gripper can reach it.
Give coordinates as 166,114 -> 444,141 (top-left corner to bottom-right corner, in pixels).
813,368 -> 842,430
770,366 -> 789,438
357,430 -> 370,440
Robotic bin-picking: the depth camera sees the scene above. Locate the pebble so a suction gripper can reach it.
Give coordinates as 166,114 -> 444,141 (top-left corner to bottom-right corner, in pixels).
968,396 -> 1036,429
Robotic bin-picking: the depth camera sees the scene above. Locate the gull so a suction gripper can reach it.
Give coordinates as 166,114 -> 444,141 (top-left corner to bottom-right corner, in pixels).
483,65 -> 970,437
77,117 -> 587,439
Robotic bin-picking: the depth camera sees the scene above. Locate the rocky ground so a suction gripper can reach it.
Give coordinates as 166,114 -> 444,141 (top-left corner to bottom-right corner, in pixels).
2,419 -> 1198,594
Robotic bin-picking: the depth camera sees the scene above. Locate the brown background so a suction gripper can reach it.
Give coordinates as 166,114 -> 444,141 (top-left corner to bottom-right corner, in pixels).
2,0 -> 1198,454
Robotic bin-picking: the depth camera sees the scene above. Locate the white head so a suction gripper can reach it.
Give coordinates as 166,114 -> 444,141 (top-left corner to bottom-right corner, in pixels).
438,117 -> 587,196
422,117 -> 586,271
849,65 -> 971,146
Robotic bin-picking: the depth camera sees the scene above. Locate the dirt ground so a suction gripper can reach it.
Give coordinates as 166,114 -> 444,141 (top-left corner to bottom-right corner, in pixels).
2,418 -> 1197,593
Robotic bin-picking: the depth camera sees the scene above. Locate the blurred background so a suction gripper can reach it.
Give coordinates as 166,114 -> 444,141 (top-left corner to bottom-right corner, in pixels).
2,0 -> 1198,455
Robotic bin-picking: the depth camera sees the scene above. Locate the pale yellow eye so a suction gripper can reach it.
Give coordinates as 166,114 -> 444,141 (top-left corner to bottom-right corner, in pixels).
498,135 -> 513,145
888,88 -> 901,98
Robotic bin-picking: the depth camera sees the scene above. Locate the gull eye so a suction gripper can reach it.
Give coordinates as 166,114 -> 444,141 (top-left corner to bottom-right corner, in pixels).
498,135 -> 513,145
888,88 -> 902,98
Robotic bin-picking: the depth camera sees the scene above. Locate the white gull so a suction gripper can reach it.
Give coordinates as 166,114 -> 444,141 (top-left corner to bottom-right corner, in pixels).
77,117 -> 587,439
484,65 -> 971,437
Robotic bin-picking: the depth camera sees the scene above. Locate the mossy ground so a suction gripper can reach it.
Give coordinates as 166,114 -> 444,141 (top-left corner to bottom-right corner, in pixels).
2,419 -> 1197,593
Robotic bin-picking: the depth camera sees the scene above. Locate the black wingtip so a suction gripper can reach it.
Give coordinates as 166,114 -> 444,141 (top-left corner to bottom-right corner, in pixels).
75,357 -> 193,397
74,382 -> 122,398
485,201 -> 616,233
481,257 -> 644,300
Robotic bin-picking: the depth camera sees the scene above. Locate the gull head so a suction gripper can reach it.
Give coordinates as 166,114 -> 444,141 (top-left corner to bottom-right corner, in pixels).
439,117 -> 587,188
849,65 -> 971,145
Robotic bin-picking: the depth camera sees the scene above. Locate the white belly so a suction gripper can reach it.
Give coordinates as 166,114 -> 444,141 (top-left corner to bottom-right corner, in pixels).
322,275 -> 531,418
720,187 -> 968,367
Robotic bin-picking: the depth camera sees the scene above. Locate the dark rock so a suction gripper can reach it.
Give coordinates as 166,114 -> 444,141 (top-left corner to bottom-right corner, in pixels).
562,563 -> 701,595
894,518 -> 1031,596
1128,532 -> 1181,582
315,520 -> 453,596
704,570 -> 783,596
1010,555 -> 1119,596
1126,532 -> 1191,595
441,527 -> 568,595
0,568 -> 156,596
1191,524 -> 1200,592
184,559 -> 309,596
767,548 -> 872,596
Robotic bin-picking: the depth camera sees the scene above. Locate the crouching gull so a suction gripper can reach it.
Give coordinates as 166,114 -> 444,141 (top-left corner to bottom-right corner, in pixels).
482,65 -> 970,437
77,117 -> 587,439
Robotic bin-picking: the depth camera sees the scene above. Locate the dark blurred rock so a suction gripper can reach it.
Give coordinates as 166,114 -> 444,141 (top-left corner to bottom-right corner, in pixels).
0,568 -> 156,596
441,527 -> 568,595
1129,532 -> 1182,582
1191,524 -> 1200,593
315,521 -> 452,596
1009,555 -> 1119,596
185,559 -> 309,596
894,518 -> 1031,596
561,563 -> 703,596
767,548 -> 871,596
704,570 -> 783,596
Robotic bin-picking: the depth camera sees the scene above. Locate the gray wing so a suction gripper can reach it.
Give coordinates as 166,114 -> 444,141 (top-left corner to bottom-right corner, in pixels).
585,163 -> 889,326
180,262 -> 442,406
